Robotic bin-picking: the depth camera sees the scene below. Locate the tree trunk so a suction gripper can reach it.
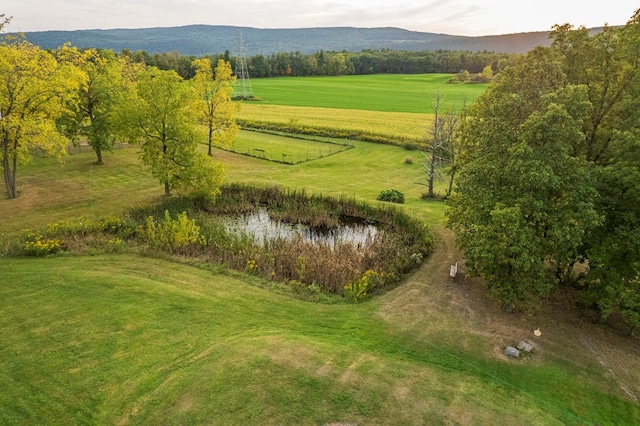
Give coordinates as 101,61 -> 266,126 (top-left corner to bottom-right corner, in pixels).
164,179 -> 171,196
95,146 -> 104,165
428,148 -> 436,198
208,122 -> 214,156
447,168 -> 455,197
2,141 -> 17,198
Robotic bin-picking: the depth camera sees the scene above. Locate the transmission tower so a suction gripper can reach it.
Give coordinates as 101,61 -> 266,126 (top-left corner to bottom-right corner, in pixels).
234,32 -> 253,99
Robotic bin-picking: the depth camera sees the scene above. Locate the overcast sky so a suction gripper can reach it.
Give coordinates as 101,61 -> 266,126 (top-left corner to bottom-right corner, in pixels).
2,0 -> 636,36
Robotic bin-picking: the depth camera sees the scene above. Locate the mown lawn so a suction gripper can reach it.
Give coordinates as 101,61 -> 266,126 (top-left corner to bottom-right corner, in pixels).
231,130 -> 353,163
2,255 -> 636,425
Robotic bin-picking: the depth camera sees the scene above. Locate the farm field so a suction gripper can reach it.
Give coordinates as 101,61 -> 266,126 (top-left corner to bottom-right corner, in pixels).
245,74 -> 487,113
237,74 -> 487,143
238,104 -> 428,143
1,74 -> 639,424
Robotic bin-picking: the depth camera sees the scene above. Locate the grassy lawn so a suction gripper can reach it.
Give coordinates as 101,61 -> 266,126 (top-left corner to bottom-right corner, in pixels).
1,145 -> 638,424
1,255 -> 636,425
0,140 -> 444,240
231,130 -> 353,163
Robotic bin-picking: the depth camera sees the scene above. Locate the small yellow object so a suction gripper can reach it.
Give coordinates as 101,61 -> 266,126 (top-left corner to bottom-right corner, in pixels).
533,328 -> 542,337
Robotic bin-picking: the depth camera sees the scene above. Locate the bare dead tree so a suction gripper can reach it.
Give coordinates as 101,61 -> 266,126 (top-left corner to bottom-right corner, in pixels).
423,92 -> 460,198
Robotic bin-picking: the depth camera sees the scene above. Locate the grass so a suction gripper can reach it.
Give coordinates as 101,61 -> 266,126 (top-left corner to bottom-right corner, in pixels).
237,74 -> 487,143
1,145 -> 638,424
238,104 -> 430,143
230,129 -> 353,163
2,255 -> 636,425
246,74 -> 487,113
0,147 -> 159,241
0,140 -> 445,241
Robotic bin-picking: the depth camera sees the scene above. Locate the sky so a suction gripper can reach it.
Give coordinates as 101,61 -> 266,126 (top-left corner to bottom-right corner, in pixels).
2,0 -> 636,36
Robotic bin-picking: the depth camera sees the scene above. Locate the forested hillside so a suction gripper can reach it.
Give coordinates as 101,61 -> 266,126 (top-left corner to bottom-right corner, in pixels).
15,25 -> 562,55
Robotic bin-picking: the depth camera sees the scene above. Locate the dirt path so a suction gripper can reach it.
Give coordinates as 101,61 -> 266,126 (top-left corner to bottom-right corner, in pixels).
378,225 -> 640,404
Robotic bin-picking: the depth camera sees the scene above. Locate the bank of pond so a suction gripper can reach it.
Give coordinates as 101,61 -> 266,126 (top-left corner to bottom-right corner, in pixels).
12,183 -> 433,303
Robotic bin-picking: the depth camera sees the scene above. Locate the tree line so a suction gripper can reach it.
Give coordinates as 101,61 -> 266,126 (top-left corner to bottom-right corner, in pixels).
120,48 -> 520,80
446,10 -> 640,334
1,15 -> 238,200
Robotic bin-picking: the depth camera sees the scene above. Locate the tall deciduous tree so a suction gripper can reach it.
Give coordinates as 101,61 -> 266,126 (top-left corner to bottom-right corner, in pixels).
583,130 -> 640,334
191,58 -> 239,156
558,11 -> 640,333
0,39 -> 79,198
56,46 -> 129,165
447,10 -> 640,326
446,47 -> 600,312
123,67 -> 224,197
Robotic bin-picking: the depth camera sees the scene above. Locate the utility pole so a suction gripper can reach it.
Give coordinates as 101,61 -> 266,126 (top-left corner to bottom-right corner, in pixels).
234,32 -> 253,99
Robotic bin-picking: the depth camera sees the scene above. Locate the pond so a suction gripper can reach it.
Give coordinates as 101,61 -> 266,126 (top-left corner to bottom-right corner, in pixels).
222,207 -> 378,249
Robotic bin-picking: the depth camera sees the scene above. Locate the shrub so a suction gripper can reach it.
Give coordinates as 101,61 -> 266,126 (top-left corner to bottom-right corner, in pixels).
404,156 -> 414,165
20,229 -> 65,256
141,210 -> 204,253
344,270 -> 383,303
377,189 -> 405,204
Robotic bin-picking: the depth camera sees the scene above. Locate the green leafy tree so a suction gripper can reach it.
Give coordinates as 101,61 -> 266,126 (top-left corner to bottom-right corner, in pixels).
191,58 -> 239,156
56,46 -> 128,165
448,10 -> 640,323
446,48 -> 600,311
551,22 -> 639,163
123,67 -> 224,197
0,39 -> 79,198
582,130 -> 640,334
553,11 -> 640,332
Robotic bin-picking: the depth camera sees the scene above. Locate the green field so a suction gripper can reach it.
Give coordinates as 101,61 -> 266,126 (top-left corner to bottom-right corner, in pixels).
1,74 -> 639,424
247,74 -> 487,113
237,74 -> 486,143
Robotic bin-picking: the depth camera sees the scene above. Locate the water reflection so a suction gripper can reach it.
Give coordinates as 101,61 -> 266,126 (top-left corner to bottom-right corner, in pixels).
223,208 -> 378,248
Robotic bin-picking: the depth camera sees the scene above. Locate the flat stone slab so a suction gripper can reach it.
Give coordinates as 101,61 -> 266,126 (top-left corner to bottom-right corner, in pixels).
517,341 -> 534,352
504,346 -> 520,358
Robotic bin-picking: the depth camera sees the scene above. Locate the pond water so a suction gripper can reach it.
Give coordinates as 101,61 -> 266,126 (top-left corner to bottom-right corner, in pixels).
222,208 -> 378,248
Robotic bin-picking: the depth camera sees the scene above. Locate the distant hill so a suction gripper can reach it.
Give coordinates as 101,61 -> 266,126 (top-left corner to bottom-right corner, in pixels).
10,25 -> 604,56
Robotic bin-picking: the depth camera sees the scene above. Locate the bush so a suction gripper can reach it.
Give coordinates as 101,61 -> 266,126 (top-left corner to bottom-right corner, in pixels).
404,156 -> 414,165
377,189 -> 405,204
344,270 -> 383,303
20,229 -> 65,256
141,210 -> 205,253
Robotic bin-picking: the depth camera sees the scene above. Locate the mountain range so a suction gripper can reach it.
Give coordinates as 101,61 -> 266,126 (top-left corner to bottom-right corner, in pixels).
13,25 -> 603,56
